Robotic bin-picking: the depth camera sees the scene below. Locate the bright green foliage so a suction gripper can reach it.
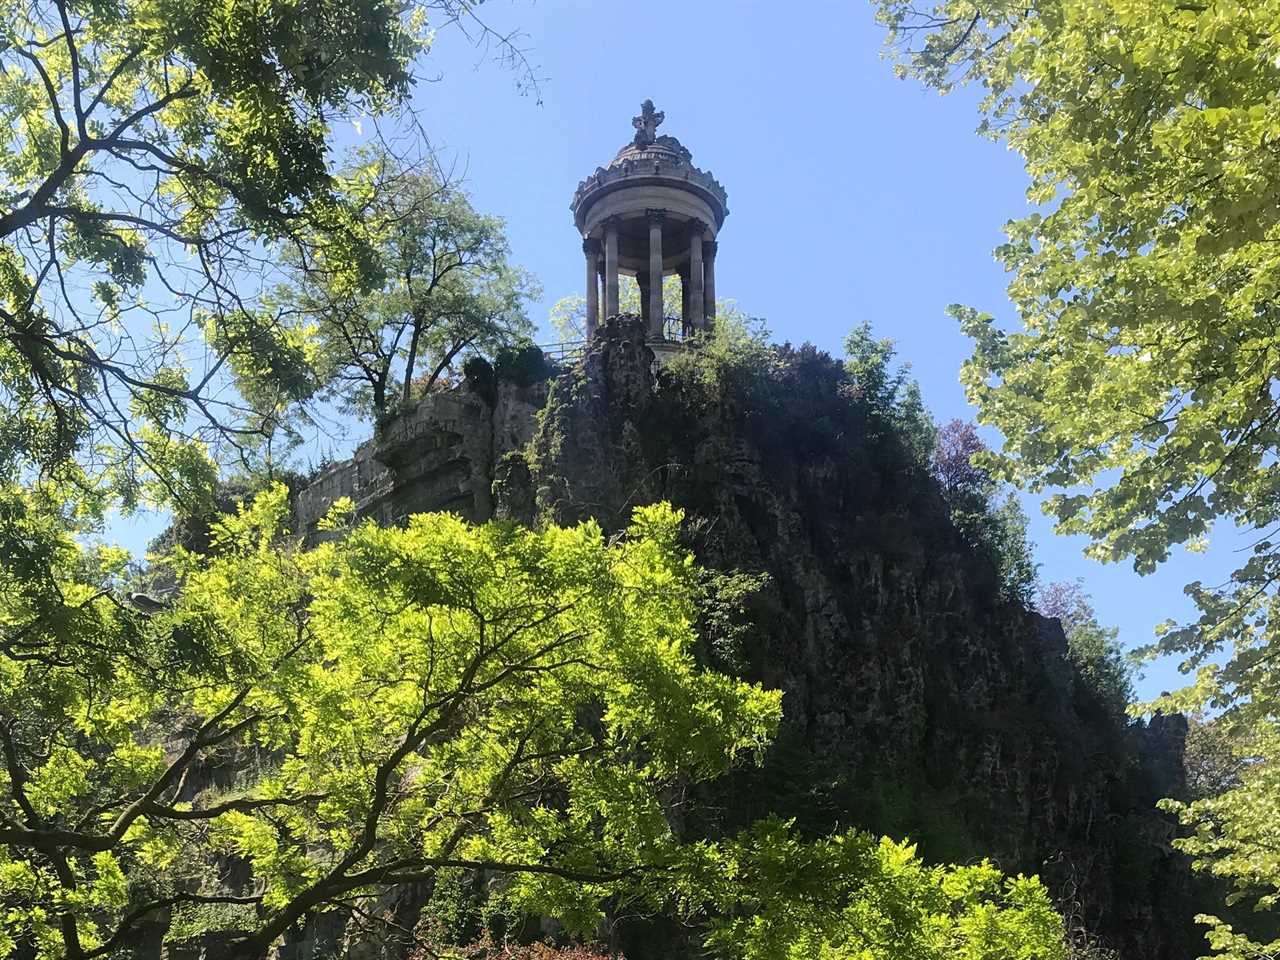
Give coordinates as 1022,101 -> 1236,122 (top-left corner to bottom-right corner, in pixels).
281,149 -> 539,421
875,1 -> 1280,952
0,481 -> 185,958
1161,724 -> 1280,960
0,0 -> 428,499
875,0 -> 1280,710
661,307 -> 777,400
699,818 -> 1065,960
0,485 -> 781,957
0,474 -> 1071,959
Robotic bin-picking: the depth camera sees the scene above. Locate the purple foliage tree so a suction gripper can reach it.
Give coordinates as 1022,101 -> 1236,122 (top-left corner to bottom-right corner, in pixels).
933,419 -> 989,500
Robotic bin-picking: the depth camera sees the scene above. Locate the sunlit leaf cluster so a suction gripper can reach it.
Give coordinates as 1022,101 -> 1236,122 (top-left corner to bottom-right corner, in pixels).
0,486 -> 783,956
0,0 -> 429,499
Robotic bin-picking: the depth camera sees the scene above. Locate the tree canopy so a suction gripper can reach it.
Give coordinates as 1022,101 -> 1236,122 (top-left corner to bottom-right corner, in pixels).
876,0 -> 1280,716
0,0 -> 441,500
0,488 -> 780,958
549,275 -> 698,343
875,1 -> 1280,954
281,150 -> 538,422
0,480 -> 1069,959
1038,580 -> 1133,718
702,819 -> 1065,960
0,6 -> 1094,958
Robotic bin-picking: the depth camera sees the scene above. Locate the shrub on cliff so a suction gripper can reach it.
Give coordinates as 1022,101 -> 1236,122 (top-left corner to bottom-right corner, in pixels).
663,322 -> 1040,607
1038,580 -> 1133,720
932,419 -> 1040,607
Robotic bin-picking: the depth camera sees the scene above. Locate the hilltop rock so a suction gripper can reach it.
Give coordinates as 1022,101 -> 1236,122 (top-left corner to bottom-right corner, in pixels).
295,315 -> 1198,959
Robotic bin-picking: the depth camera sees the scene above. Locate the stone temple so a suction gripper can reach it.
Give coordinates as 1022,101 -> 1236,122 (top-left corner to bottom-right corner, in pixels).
572,100 -> 728,340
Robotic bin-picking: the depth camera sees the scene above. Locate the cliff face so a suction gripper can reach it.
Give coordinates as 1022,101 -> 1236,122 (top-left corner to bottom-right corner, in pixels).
297,316 -> 1197,959
295,380 -> 548,539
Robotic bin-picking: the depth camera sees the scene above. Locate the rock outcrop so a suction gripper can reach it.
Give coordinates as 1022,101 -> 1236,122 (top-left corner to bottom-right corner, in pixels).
295,315 -> 1198,959
295,381 -> 548,539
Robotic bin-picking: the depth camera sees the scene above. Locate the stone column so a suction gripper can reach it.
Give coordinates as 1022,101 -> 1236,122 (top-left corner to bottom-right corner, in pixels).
583,238 -> 601,338
703,239 -> 718,325
597,264 -> 606,322
680,269 -> 691,337
688,220 -> 705,331
647,209 -> 665,338
637,271 -> 651,326
604,217 -> 620,318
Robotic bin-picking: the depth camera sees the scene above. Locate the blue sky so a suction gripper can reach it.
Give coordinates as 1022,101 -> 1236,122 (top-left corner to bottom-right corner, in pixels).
119,0 -> 1236,701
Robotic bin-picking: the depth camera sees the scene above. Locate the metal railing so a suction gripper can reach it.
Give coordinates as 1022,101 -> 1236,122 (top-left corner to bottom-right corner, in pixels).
537,317 -> 696,364
538,339 -> 588,362
658,316 -> 694,342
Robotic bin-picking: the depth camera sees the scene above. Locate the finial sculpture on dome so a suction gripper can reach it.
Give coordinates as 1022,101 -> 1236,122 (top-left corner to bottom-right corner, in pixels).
571,100 -> 728,341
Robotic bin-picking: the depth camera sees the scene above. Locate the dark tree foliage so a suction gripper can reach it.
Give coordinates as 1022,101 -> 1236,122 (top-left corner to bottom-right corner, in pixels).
934,419 -> 988,501
1038,580 -> 1133,717
929,419 -> 1038,607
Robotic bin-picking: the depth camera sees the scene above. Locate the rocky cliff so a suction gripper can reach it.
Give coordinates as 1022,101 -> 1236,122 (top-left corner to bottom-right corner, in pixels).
296,315 -> 1198,959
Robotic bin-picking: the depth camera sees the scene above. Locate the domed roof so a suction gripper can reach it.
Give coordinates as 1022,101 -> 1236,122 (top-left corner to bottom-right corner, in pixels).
570,100 -> 729,230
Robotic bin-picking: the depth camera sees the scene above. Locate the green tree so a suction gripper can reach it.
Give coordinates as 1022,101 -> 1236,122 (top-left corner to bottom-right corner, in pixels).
844,322 -> 935,469
875,1 -> 1280,952
546,278 -> 646,342
931,419 -> 1040,606
1160,725 -> 1280,960
0,486 -> 780,958
548,276 -> 741,343
875,0 -> 1280,714
1038,580 -> 1133,716
0,480 -> 1070,960
284,150 -> 538,420
0,0 -> 437,497
700,818 -> 1066,960
0,0 -> 549,503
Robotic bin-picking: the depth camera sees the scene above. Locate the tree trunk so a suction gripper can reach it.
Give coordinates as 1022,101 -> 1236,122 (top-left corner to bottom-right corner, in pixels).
423,338 -> 472,395
402,314 -> 425,404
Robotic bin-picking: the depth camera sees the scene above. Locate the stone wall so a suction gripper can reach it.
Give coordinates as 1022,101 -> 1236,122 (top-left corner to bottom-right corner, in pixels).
294,381 -> 547,538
